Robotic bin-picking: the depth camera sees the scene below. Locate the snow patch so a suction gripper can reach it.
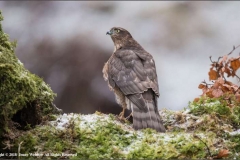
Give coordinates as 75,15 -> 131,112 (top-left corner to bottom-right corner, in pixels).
229,129 -> 240,136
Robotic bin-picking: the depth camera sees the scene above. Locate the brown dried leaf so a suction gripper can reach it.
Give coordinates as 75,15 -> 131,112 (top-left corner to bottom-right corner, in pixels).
208,68 -> 218,80
206,90 -> 214,98
230,58 -> 240,72
224,67 -> 232,77
198,84 -> 206,89
213,149 -> 229,159
194,98 -> 200,102
213,81 -> 220,88
212,88 -> 223,98
231,83 -> 239,92
221,85 -> 230,92
218,77 -> 225,84
202,87 -> 208,95
218,60 -> 223,67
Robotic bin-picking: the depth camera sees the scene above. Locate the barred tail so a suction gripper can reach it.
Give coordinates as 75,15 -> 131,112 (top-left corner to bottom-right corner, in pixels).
132,102 -> 166,132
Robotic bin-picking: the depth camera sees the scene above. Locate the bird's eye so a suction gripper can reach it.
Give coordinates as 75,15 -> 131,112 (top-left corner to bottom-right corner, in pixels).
116,29 -> 120,33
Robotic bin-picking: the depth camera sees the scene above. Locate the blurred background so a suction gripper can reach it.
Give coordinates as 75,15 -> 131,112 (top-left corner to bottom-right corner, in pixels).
1,1 -> 240,114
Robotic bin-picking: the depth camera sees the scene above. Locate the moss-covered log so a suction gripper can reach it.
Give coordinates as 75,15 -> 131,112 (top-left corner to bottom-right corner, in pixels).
0,11 -> 59,152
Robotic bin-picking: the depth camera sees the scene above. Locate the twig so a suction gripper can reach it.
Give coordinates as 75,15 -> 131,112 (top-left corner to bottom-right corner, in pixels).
233,86 -> 240,94
228,44 -> 240,55
18,141 -> 23,160
193,134 -> 212,157
217,56 -> 222,63
222,75 -> 227,82
232,73 -> 240,82
202,80 -> 213,87
209,56 -> 214,63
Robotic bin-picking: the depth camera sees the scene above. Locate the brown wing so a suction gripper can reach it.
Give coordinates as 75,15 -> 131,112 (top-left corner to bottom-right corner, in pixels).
107,48 -> 159,111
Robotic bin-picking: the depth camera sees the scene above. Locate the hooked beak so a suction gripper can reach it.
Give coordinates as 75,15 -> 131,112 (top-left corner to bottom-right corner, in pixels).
106,30 -> 112,35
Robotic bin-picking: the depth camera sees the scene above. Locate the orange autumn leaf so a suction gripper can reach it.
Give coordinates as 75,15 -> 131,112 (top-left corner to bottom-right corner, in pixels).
214,149 -> 229,159
221,85 -> 230,92
224,67 -> 232,77
198,84 -> 206,89
230,58 -> 240,72
208,68 -> 218,80
195,45 -> 240,105
206,90 -> 214,98
193,98 -> 200,102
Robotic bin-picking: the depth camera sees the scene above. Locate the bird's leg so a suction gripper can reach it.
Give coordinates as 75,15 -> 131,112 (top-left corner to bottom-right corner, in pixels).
126,112 -> 132,120
118,107 -> 126,120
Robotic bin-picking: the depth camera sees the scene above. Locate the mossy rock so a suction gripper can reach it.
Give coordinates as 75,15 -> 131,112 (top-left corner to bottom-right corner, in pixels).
0,10 -> 59,152
5,110 -> 239,159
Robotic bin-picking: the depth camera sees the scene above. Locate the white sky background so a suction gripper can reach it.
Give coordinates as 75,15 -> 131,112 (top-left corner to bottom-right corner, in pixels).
1,1 -> 240,110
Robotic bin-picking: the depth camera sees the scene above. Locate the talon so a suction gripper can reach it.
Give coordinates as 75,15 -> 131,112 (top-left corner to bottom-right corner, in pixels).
126,112 -> 132,120
119,108 -> 125,117
118,111 -> 123,118
118,108 -> 126,121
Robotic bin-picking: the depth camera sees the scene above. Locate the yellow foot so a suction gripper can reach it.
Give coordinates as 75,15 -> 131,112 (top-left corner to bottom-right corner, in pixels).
118,111 -> 124,118
118,113 -> 125,122
118,108 -> 126,120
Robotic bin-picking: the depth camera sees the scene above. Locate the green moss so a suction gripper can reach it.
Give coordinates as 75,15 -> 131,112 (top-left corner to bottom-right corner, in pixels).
76,117 -> 135,159
186,96 -> 240,158
227,134 -> 240,153
7,114 -> 136,159
127,142 -> 156,159
188,97 -> 231,116
188,96 -> 240,129
48,114 -> 58,121
0,10 -> 57,150
16,132 -> 39,153
231,105 -> 240,126
127,132 -> 210,159
13,125 -> 73,159
1,112 -> 238,159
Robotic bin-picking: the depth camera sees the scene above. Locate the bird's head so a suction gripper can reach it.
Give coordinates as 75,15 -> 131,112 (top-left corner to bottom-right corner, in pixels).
106,27 -> 133,46
106,27 -> 132,39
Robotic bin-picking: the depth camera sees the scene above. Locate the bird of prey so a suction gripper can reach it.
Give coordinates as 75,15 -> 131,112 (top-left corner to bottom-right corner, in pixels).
103,27 -> 166,132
